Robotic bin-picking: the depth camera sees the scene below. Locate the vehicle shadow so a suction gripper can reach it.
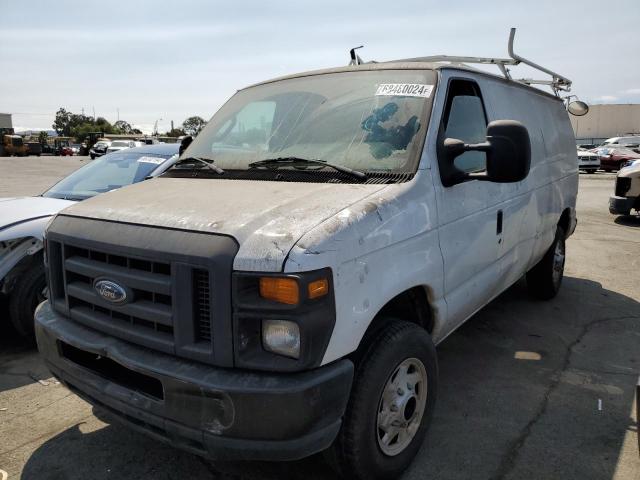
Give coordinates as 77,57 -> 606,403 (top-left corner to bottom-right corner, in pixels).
614,215 -> 640,227
20,277 -> 640,480
0,300 -> 44,393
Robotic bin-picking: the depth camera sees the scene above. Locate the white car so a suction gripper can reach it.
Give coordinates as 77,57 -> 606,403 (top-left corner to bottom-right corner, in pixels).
106,140 -> 142,153
35,31 -> 581,478
577,147 -> 600,173
602,135 -> 640,147
0,144 -> 179,336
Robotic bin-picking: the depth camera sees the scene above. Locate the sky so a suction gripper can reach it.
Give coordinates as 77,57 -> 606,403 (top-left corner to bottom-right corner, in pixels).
1,0 -> 639,134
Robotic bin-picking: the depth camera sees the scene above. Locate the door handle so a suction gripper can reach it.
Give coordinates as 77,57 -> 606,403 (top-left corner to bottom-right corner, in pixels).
497,210 -> 503,235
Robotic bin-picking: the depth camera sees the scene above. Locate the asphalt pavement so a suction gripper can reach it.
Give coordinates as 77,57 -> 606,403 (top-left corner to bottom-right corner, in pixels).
0,158 -> 638,479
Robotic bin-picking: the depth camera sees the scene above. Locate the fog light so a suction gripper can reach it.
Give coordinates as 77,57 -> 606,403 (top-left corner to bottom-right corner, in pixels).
262,320 -> 300,359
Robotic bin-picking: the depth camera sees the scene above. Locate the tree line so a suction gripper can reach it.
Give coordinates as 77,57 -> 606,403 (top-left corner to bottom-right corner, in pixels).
52,108 -> 207,142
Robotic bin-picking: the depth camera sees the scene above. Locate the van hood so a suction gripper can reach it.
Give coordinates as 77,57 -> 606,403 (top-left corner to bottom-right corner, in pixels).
59,178 -> 388,271
0,196 -> 75,231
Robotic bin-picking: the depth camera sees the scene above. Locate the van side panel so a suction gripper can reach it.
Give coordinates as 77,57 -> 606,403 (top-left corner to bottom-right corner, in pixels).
480,77 -> 577,288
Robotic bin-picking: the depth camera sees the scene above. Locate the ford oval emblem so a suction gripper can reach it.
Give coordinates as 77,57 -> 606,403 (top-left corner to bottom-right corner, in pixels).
94,279 -> 128,304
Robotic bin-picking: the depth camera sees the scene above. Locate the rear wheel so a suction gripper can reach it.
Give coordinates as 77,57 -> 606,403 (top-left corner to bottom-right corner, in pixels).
526,226 -> 566,300
328,320 -> 437,480
8,262 -> 46,337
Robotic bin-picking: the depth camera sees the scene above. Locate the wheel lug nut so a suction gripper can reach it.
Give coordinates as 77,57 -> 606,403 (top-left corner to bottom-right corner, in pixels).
397,388 -> 404,395
390,405 -> 399,412
407,383 -> 413,391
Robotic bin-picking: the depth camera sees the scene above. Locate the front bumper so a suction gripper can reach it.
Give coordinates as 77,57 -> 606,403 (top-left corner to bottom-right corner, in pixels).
609,195 -> 636,214
35,301 -> 354,461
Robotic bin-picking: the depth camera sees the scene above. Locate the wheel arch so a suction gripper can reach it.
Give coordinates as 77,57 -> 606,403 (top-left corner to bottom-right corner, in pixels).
1,238 -> 43,294
558,207 -> 575,238
350,285 -> 437,363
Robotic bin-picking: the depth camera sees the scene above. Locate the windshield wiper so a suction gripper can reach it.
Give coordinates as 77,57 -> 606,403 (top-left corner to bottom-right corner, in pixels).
248,157 -> 367,181
171,156 -> 224,174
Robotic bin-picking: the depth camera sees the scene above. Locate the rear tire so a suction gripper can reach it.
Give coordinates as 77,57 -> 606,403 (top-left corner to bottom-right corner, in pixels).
328,320 -> 438,480
8,262 -> 46,337
526,226 -> 566,300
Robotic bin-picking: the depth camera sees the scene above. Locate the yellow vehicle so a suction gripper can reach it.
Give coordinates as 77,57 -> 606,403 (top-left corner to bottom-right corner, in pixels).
1,134 -> 27,156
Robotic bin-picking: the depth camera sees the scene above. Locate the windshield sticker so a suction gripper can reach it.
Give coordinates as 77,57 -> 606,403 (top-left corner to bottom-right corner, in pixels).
137,156 -> 164,165
375,84 -> 434,98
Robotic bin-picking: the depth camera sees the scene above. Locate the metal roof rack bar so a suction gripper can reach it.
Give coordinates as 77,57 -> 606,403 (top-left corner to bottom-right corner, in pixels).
506,28 -> 572,93
389,28 -> 572,95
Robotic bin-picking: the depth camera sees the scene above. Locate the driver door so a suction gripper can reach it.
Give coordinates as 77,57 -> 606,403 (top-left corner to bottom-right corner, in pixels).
433,75 -> 504,336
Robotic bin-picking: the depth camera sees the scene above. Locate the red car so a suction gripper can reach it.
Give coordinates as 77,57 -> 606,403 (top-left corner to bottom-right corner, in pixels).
594,146 -> 640,172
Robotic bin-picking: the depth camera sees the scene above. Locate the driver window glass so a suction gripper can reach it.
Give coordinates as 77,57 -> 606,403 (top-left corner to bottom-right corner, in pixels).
442,80 -> 487,174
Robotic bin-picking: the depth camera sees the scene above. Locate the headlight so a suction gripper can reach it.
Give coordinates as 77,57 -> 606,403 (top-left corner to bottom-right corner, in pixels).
262,319 -> 300,359
232,268 -> 335,371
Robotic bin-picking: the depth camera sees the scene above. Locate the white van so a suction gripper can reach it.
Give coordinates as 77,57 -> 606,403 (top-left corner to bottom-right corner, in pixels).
35,31 -> 581,479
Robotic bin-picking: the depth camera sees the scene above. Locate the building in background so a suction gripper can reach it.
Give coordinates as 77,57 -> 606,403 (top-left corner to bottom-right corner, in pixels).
0,113 -> 13,135
571,104 -> 640,145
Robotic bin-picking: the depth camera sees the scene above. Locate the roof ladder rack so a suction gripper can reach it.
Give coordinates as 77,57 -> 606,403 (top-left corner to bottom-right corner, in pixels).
393,28 -> 572,95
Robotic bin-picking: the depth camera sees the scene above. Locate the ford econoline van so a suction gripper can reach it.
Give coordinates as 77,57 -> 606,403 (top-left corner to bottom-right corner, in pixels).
35,33 -> 582,479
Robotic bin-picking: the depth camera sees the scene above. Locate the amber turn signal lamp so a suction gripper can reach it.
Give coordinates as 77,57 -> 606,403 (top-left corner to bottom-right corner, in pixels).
308,278 -> 329,299
259,277 -> 299,305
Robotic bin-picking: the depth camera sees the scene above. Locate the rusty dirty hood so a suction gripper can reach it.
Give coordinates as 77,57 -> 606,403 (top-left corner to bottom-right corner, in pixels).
58,177 -> 388,271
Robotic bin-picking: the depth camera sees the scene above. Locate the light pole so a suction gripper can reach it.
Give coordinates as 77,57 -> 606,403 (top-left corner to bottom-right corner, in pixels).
153,118 -> 163,136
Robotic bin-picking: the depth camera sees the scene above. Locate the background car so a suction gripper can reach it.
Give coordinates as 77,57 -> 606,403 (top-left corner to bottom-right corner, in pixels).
602,135 -> 640,147
577,147 -> 600,173
594,146 -> 640,172
106,140 -> 142,153
89,140 -> 112,159
609,160 -> 640,216
0,143 -> 179,337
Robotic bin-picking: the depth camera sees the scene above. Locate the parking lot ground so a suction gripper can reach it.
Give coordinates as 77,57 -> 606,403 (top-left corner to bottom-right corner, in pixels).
0,159 -> 638,480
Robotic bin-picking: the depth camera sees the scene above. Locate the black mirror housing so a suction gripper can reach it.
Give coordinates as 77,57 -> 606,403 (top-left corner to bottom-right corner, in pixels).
179,135 -> 193,156
441,119 -> 531,185
485,120 -> 531,183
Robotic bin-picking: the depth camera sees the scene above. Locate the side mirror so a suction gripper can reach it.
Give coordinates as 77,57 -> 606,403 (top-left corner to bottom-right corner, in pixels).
442,120 -> 531,184
179,135 -> 193,156
567,100 -> 589,117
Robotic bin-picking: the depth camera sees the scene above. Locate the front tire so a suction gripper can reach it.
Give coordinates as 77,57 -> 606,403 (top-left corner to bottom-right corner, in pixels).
8,262 -> 46,337
329,320 -> 438,480
526,226 -> 566,300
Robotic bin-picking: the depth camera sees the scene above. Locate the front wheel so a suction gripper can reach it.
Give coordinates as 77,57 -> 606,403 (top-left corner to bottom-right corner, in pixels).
328,320 -> 438,480
8,261 -> 47,337
526,226 -> 566,300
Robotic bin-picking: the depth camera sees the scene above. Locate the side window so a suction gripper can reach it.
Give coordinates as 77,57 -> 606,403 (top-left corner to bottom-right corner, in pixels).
441,80 -> 488,175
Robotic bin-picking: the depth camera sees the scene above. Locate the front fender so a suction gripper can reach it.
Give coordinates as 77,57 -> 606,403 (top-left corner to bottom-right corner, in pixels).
0,236 -> 42,287
0,215 -> 52,243
0,218 -> 49,285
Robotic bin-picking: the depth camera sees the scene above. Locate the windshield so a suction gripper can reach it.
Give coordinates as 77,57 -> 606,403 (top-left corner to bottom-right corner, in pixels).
183,70 -> 436,176
43,151 -> 176,200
